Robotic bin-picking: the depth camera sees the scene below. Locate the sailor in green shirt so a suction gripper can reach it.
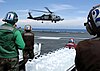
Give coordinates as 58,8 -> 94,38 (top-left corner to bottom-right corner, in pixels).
0,11 -> 25,71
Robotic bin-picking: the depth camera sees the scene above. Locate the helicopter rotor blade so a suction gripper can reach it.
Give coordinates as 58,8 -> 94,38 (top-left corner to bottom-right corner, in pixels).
44,7 -> 54,14
30,10 -> 49,13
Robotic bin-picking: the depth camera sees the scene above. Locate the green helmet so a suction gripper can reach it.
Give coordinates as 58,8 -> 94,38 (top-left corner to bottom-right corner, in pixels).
2,11 -> 18,24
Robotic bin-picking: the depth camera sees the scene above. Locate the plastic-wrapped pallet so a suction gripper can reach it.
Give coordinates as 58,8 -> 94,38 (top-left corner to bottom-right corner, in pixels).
34,43 -> 41,58
18,49 -> 23,62
25,48 -> 76,71
25,59 -> 37,71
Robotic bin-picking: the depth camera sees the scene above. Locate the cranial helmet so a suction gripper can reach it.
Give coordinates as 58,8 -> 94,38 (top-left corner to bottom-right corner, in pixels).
69,38 -> 75,43
24,25 -> 32,32
84,5 -> 100,36
2,11 -> 18,24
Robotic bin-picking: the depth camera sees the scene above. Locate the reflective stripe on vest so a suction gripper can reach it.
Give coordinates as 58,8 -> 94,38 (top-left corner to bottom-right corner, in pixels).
0,26 -> 14,31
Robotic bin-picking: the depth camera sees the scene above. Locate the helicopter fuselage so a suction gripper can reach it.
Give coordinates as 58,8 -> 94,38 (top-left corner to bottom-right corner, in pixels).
28,13 -> 64,23
27,7 -> 64,23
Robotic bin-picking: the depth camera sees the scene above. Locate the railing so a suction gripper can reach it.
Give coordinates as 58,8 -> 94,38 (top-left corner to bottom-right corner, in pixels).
66,64 -> 76,71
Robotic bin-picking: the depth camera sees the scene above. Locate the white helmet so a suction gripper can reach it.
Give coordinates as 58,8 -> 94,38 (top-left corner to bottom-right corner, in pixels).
84,5 -> 100,36
24,25 -> 32,32
69,38 -> 74,43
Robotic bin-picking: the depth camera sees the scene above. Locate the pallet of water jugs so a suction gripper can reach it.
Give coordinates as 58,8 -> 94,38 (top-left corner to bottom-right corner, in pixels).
25,47 -> 76,71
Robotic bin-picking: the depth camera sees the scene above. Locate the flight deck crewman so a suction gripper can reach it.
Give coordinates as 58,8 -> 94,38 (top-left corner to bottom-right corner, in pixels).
65,38 -> 77,49
75,4 -> 100,71
0,11 -> 25,71
21,25 -> 34,70
23,25 -> 34,60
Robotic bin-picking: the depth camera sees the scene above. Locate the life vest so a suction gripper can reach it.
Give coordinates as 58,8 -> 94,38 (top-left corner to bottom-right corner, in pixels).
0,24 -> 18,58
65,42 -> 77,49
75,37 -> 100,71
22,32 -> 34,49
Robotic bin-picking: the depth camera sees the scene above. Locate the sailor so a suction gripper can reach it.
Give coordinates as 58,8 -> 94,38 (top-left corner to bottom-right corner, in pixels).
21,24 -> 34,70
0,11 -> 25,71
65,38 -> 76,49
75,5 -> 100,71
18,27 -> 24,34
23,24 -> 34,59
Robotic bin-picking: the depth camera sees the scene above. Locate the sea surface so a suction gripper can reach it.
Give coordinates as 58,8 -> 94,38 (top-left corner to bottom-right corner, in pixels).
32,28 -> 86,33
33,29 -> 93,55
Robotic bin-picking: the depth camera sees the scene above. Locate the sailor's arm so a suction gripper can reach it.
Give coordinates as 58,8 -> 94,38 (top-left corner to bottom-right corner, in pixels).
14,30 -> 25,49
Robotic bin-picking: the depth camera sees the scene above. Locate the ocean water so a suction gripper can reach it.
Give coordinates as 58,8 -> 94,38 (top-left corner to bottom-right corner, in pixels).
33,31 -> 92,55
32,28 -> 86,33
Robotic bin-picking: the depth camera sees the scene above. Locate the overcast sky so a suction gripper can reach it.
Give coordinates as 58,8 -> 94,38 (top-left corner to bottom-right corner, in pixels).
0,0 -> 99,29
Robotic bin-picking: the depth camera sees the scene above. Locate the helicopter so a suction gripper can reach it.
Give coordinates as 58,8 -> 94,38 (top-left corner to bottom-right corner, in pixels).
27,7 -> 64,23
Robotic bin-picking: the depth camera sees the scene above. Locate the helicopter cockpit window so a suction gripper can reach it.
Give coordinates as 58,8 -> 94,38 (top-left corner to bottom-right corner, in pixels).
44,15 -> 49,19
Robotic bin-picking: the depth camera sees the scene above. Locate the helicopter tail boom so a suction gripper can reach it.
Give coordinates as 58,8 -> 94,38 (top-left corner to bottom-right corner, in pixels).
61,18 -> 64,21
27,12 -> 33,19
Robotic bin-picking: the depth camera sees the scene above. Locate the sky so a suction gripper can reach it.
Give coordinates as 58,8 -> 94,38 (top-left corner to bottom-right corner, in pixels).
0,0 -> 100,29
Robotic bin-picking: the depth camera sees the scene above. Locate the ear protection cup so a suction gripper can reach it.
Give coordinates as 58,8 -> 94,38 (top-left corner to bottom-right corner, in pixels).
85,23 -> 96,35
84,12 -> 96,35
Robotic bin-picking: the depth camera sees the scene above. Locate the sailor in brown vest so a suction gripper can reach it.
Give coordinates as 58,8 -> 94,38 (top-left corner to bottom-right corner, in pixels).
75,5 -> 100,71
20,25 -> 34,71
23,25 -> 34,60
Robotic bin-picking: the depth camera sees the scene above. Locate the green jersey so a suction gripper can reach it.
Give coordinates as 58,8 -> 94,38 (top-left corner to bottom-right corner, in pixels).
0,23 -> 25,58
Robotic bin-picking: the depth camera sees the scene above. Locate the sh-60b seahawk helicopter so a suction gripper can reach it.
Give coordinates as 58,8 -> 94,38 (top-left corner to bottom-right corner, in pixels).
27,7 -> 64,23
